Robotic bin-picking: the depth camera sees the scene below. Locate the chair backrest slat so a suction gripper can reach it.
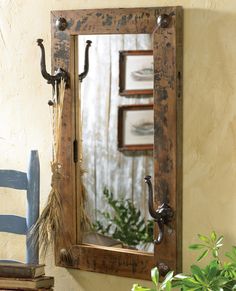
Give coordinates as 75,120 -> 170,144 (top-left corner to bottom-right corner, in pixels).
26,150 -> 40,264
0,170 -> 28,190
0,215 -> 27,234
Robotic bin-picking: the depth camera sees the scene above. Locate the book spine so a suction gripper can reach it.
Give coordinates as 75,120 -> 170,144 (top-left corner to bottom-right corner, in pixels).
0,268 -> 33,278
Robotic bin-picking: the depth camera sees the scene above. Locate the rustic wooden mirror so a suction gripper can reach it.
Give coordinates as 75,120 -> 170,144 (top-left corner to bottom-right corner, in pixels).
51,6 -> 183,280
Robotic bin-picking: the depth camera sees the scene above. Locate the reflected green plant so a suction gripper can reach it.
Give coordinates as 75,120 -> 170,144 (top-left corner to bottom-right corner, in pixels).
93,188 -> 153,247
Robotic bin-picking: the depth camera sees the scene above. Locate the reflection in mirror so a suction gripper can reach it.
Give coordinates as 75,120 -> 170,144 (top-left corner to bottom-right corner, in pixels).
78,34 -> 154,253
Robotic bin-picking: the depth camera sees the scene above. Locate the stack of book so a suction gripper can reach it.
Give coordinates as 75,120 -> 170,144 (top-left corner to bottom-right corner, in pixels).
0,263 -> 54,290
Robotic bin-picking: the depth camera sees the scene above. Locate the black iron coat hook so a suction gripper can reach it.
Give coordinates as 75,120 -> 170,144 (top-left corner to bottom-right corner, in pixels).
37,38 -> 92,105
144,175 -> 174,245
37,39 -> 69,105
79,40 -> 92,82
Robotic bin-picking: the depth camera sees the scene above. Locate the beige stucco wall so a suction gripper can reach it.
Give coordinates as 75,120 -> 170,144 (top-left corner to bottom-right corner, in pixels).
0,0 -> 236,290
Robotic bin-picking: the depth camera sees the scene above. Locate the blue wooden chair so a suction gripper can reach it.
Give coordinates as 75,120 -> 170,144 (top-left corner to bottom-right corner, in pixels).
0,150 -> 40,264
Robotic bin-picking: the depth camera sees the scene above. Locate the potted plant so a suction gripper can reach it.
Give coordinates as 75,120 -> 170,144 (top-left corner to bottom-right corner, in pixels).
132,267 -> 174,291
132,231 -> 236,290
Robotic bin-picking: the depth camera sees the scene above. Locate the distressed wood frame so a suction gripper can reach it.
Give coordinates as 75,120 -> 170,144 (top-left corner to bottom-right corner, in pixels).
118,104 -> 154,151
51,6 -> 183,280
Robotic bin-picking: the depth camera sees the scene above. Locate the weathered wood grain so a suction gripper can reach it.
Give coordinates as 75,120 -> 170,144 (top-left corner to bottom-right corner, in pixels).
70,244 -> 155,280
153,6 -> 183,273
51,6 -> 183,279
51,25 -> 77,263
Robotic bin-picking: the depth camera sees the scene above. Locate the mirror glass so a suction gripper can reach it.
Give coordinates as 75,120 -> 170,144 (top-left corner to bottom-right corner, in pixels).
78,34 -> 154,253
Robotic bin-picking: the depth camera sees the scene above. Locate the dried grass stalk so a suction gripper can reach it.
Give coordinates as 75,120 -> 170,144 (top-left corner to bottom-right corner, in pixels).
30,162 -> 62,258
30,80 -> 65,258
31,78 -> 91,257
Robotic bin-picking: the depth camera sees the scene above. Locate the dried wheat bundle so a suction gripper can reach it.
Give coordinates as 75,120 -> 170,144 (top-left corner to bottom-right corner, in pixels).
31,78 -> 91,257
30,161 -> 63,258
30,80 -> 65,257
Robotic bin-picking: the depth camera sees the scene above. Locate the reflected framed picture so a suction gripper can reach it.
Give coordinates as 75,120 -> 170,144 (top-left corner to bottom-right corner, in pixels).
118,104 -> 154,151
119,50 -> 153,96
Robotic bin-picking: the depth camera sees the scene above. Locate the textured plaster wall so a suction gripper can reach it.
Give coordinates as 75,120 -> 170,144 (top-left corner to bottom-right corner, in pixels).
0,0 -> 236,290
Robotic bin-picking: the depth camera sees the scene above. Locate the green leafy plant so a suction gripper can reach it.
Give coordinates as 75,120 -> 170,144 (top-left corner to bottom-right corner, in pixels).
132,231 -> 236,291
93,188 -> 153,247
132,267 -> 174,291
173,231 -> 236,290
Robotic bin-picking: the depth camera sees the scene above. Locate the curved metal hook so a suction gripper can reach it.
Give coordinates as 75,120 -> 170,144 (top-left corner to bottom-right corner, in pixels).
156,219 -> 164,244
144,175 -> 174,245
37,39 -> 69,104
37,39 -> 56,86
79,40 -> 92,82
144,175 -> 159,219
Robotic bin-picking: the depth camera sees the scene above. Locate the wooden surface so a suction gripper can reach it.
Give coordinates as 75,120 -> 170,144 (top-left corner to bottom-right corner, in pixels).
70,244 -> 154,280
0,215 -> 27,235
26,151 -> 40,265
51,6 -> 183,279
153,7 -> 183,273
0,171 -> 27,190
